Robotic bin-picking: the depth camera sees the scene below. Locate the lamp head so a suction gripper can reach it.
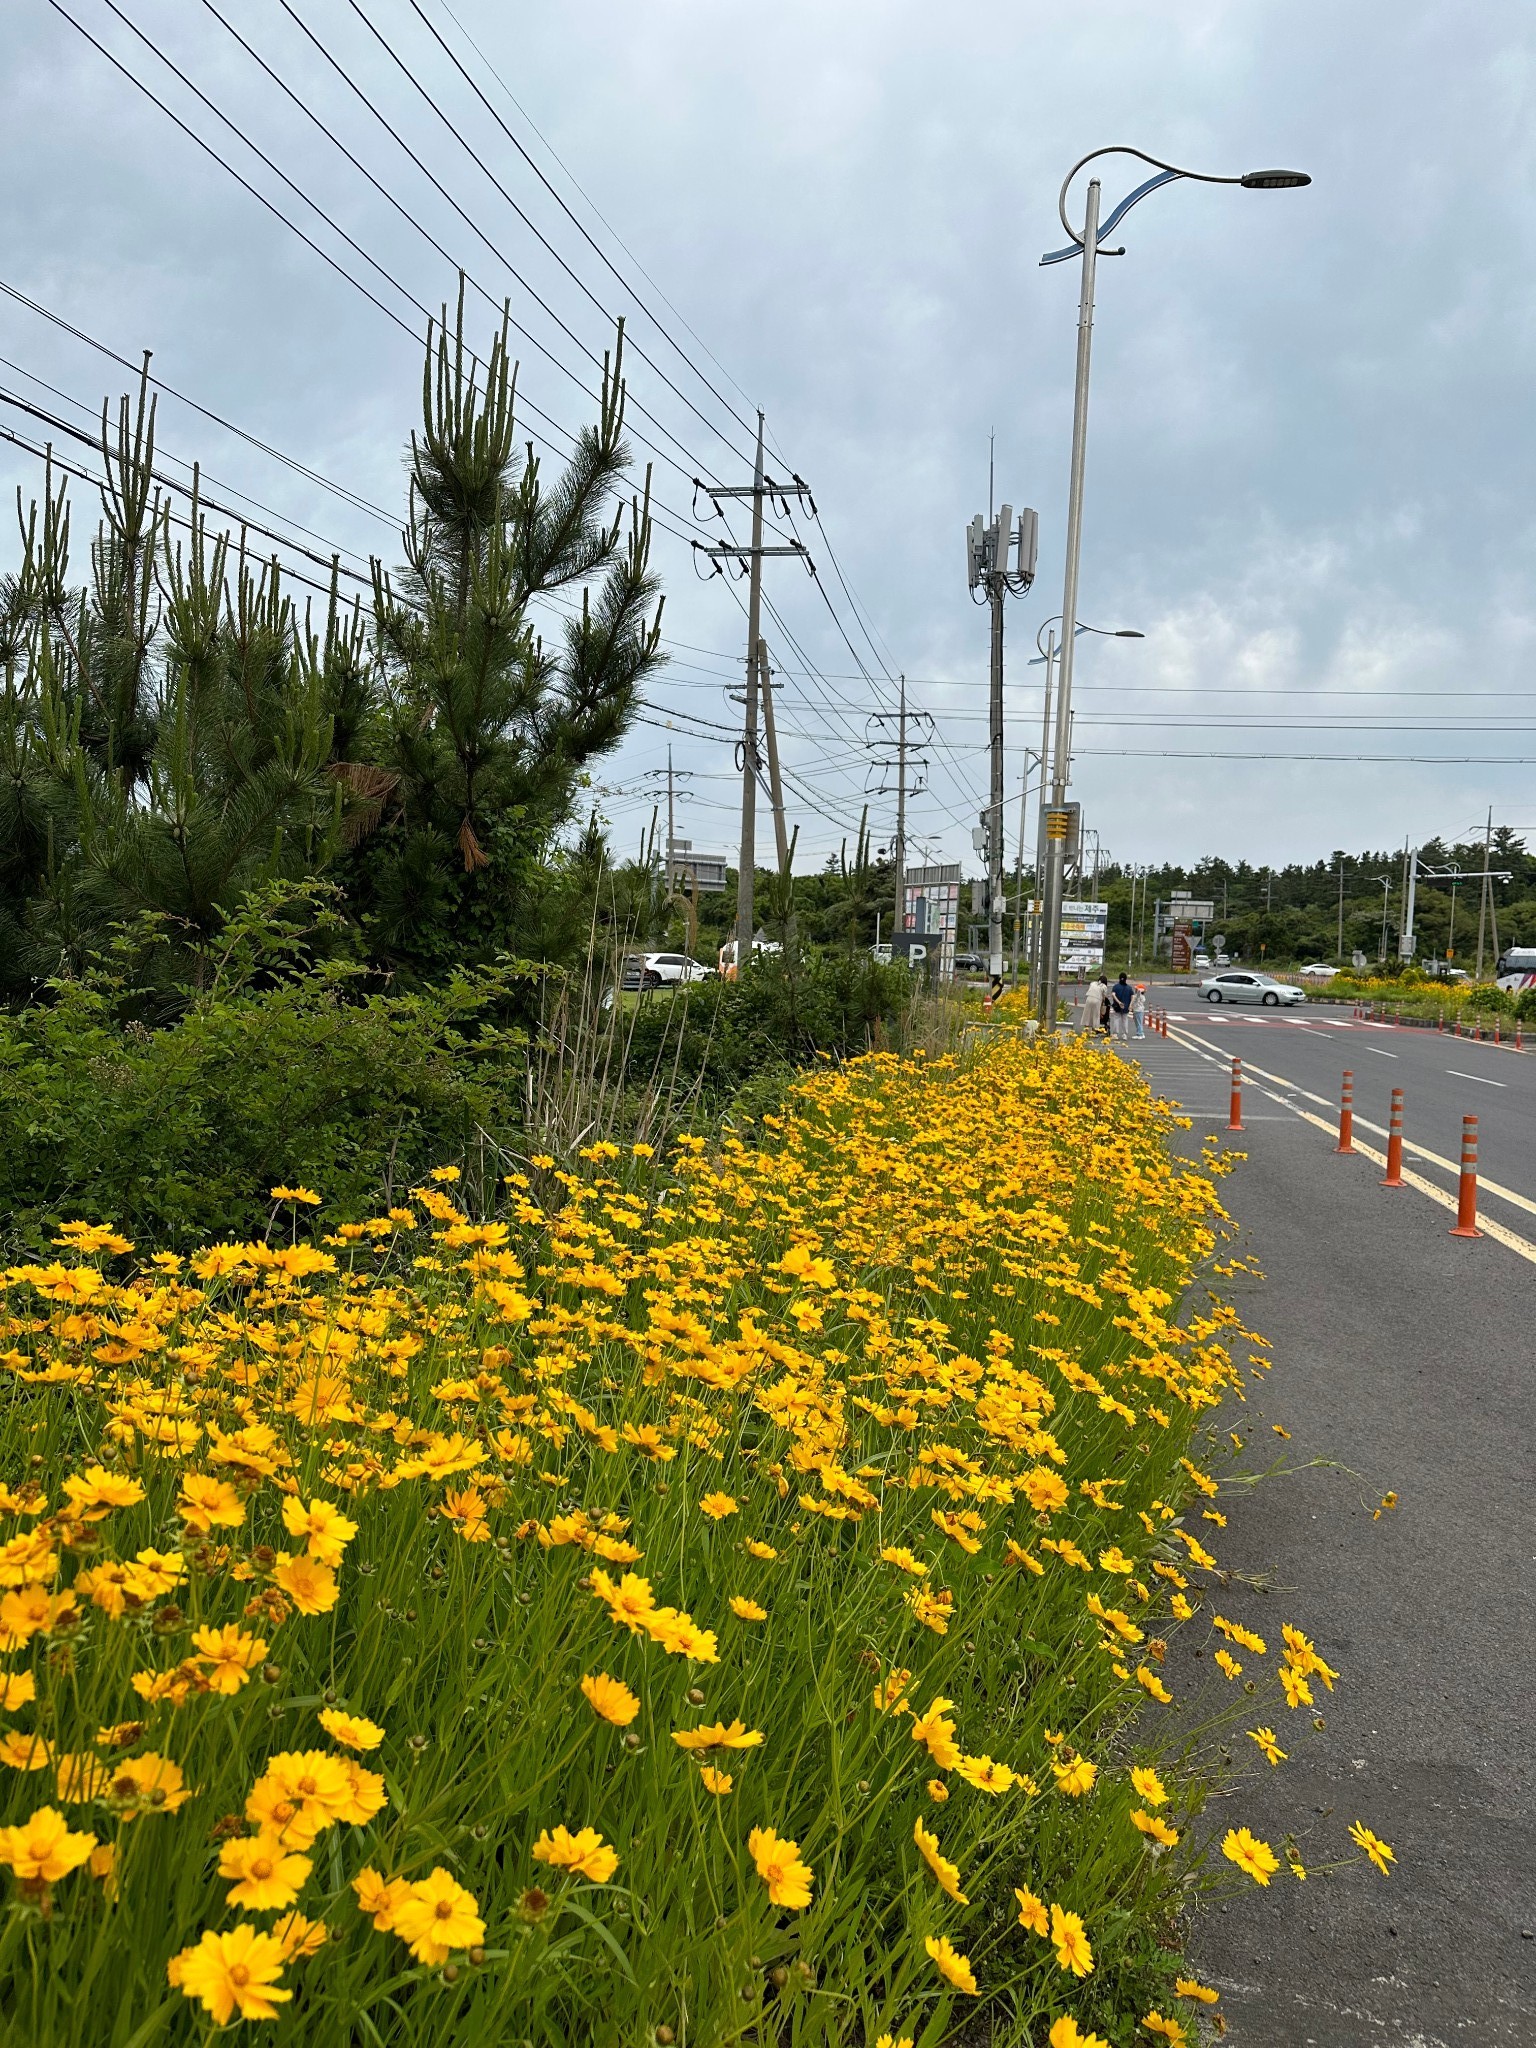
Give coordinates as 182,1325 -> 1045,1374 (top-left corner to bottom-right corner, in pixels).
1113,630 -> 1145,638
1240,168 -> 1311,189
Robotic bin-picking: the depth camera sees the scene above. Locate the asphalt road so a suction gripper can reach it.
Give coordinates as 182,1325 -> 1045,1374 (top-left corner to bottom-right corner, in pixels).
1122,1006 -> 1536,2048
1147,981 -> 1536,1214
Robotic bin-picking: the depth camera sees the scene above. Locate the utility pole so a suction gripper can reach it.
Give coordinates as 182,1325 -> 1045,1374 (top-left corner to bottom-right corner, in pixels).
695,414 -> 812,970
757,638 -> 790,877
894,673 -> 908,941
1476,805 -> 1493,982
1027,628 -> 1057,1003
1336,853 -> 1346,961
966,497 -> 1038,995
665,747 -> 676,896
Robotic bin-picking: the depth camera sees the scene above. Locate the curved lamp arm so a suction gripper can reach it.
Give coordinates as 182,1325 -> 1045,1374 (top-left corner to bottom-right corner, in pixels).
1040,146 -> 1308,266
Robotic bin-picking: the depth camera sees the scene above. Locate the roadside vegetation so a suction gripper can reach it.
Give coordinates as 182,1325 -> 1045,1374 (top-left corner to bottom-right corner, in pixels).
0,1036 -> 1392,2046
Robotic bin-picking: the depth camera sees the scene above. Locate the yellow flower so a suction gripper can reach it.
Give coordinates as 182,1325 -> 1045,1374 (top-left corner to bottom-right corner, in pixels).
61,1466 -> 145,1519
177,1473 -> 245,1531
744,1539 -> 779,1560
698,1492 -> 738,1520
1279,1664 -> 1314,1708
953,1752 -> 1020,1794
580,1673 -> 640,1727
1131,1808 -> 1179,1848
1014,1882 -> 1049,1935
0,1804 -> 97,1881
246,1751 -> 353,1846
926,1777 -> 949,1801
0,1672 -> 37,1712
590,1568 -> 656,1633
170,1924 -> 292,2025
192,1624 -> 268,1696
923,1933 -> 977,1994
1348,1820 -> 1395,1875
1222,1825 -> 1280,1885
272,1554 -> 339,1616
728,1596 -> 767,1621
909,1696 -> 962,1770
218,1833 -> 312,1911
698,1765 -> 733,1794
110,1751 -> 192,1817
55,1753 -> 111,1804
1135,1664 -> 1173,1704
0,1732 -> 52,1771
875,2036 -> 915,2048
533,1824 -> 619,1883
1049,2021 -> 1111,2048
1174,1976 -> 1220,2003
272,1912 -> 328,1960
1143,2014 -> 1189,2045
1051,1755 -> 1097,1798
880,1546 -> 929,1576
1130,1764 -> 1166,1806
747,1826 -> 814,1909
353,1867 -> 409,1931
912,1817 -> 967,1902
390,1867 -> 486,1964
271,1184 -> 322,1203
1247,1726 -> 1286,1766
1098,1546 -> 1134,1574
1214,1648 -> 1243,1681
1050,1902 -> 1094,1977
280,1495 -> 357,1567
318,1708 -> 385,1751
670,1719 -> 764,1753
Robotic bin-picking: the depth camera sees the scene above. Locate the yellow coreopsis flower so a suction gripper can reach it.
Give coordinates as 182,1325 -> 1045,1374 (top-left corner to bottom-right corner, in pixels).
170,1925 -> 293,2024
670,1719 -> 764,1753
533,1825 -> 620,1883
218,1833 -> 311,1911
1050,1902 -> 1094,1977
272,1554 -> 339,1616
390,1867 -> 486,1964
1014,1882 -> 1049,1935
0,1804 -> 97,1881
318,1708 -> 385,1751
280,1495 -> 357,1566
192,1624 -> 268,1696
728,1596 -> 767,1621
1348,1820 -> 1395,1875
1129,1764 -> 1166,1806
580,1673 -> 640,1727
912,1816 -> 967,1901
1221,1825 -> 1280,1886
746,1825 -> 814,1908
923,1934 -> 977,1994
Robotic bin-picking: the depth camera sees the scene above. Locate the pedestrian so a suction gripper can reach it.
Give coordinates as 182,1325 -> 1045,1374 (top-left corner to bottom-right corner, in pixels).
1130,982 -> 1148,1040
1109,970 -> 1134,1042
1078,973 -> 1107,1036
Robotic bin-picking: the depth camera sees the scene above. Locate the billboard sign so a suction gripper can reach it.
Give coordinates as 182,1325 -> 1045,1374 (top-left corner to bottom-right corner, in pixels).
1060,899 -> 1109,972
1170,922 -> 1192,973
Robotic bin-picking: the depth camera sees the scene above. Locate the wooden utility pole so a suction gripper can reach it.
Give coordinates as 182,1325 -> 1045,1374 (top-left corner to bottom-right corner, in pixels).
1476,806 -> 1493,982
893,673 -> 907,940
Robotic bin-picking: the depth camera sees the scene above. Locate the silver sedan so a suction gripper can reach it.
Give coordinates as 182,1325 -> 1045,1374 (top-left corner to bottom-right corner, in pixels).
1198,970 -> 1305,1007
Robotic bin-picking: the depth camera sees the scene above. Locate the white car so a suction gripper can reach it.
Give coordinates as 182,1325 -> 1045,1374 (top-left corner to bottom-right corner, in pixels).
1199,970 -> 1305,1007
1298,962 -> 1341,982
1193,952 -> 1211,970
619,951 -> 712,991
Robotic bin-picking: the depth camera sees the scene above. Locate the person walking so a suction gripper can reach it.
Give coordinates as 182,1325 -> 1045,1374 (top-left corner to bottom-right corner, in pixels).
1109,971 -> 1135,1043
1130,982 -> 1148,1040
1078,973 -> 1107,1036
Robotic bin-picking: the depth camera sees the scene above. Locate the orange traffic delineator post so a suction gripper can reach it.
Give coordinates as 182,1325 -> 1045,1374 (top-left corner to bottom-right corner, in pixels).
1335,1069 -> 1354,1153
1450,1114 -> 1482,1238
1381,1087 -> 1406,1187
1227,1056 -> 1244,1132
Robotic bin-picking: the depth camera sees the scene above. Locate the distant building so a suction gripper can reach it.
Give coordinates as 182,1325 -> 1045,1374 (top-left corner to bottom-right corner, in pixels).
667,838 -> 728,894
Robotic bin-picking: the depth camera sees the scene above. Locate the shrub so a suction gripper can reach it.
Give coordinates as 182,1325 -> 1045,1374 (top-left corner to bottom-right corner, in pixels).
0,967 -> 527,1254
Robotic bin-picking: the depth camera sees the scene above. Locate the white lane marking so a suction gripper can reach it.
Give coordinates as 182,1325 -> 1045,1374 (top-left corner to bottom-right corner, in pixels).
1299,1026 -> 1335,1037
1446,1069 -> 1507,1088
1161,1021 -> 1536,1220
1365,1047 -> 1399,1058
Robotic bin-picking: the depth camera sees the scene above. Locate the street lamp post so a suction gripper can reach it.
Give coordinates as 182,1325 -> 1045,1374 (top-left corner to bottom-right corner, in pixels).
1026,618 -> 1142,1002
1035,148 -> 1309,1029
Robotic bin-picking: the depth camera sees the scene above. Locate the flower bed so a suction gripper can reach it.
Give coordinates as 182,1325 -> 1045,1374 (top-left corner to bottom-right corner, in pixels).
0,1039 -> 1375,2045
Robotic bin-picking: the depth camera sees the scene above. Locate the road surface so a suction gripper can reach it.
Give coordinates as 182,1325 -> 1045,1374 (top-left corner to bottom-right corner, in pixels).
1121,992 -> 1536,2047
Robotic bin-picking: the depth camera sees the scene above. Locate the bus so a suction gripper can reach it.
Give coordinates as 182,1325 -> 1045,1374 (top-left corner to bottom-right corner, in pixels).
1495,946 -> 1536,990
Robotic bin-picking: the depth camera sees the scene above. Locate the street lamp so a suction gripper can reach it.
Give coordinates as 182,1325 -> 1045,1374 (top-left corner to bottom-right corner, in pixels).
1035,147 -> 1310,1029
1027,619 -> 1142,1000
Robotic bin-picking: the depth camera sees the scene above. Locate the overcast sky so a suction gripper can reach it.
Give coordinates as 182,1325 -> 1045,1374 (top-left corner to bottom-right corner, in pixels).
4,0 -> 1534,875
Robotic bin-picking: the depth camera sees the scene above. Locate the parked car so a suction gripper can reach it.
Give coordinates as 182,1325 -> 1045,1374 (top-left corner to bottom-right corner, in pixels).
953,951 -> 985,974
1198,970 -> 1305,1007
619,951 -> 712,991
1298,962 -> 1341,982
